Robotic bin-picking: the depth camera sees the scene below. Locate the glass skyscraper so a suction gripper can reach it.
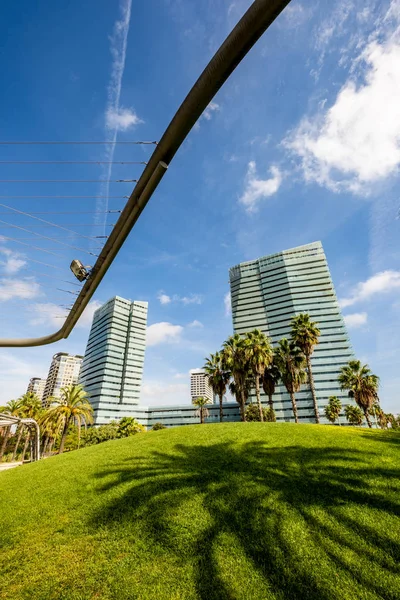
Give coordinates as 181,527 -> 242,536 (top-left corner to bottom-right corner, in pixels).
229,241 -> 355,422
79,296 -> 148,424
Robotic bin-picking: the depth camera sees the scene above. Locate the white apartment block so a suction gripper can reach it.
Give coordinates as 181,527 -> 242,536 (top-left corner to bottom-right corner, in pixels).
190,369 -> 213,403
42,353 -> 83,406
27,377 -> 47,404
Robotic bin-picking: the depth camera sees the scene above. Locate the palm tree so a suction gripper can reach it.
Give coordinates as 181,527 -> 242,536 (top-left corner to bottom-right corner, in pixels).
204,351 -> 230,422
18,392 -> 42,462
0,398 -> 21,460
222,334 -> 250,421
291,313 -> 321,423
41,384 -> 93,454
324,396 -> 342,425
192,396 -> 211,424
244,329 -> 273,422
274,338 -> 306,424
262,356 -> 281,415
344,404 -> 364,426
338,360 -> 379,429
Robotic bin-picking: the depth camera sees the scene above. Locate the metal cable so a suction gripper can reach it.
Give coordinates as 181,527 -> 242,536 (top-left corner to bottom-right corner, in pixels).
0,202 -> 114,241
19,268 -> 82,287
0,196 -> 128,198
0,219 -> 98,256
0,161 -> 147,164
0,179 -> 137,183
0,234 -> 73,258
0,141 -> 157,145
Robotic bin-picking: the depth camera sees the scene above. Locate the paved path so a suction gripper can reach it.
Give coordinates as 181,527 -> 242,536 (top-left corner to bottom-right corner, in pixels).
0,461 -> 22,472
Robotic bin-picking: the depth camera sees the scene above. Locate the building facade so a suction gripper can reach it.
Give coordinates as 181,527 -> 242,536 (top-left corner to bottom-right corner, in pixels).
229,241 -> 355,422
79,296 -> 148,425
27,377 -> 47,404
42,353 -> 83,406
190,369 -> 213,403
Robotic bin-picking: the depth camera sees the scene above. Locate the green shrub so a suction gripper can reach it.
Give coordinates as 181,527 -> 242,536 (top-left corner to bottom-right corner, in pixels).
245,403 -> 276,422
152,422 -> 167,431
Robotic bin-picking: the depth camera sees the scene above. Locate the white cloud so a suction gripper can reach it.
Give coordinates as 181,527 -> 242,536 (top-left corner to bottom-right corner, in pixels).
285,4 -> 400,194
0,351 -> 48,404
224,292 -> 231,317
343,312 -> 368,328
0,278 -> 41,302
29,300 -> 102,329
188,320 -> 203,328
141,380 -> 190,406
180,294 -> 203,305
105,106 -> 143,131
202,102 -> 220,120
146,322 -> 184,347
29,303 -> 68,328
281,2 -> 310,28
339,271 -> 400,308
157,292 -> 203,306
157,292 -> 171,305
76,300 -> 103,328
0,247 -> 27,275
239,162 -> 282,212
173,372 -> 189,380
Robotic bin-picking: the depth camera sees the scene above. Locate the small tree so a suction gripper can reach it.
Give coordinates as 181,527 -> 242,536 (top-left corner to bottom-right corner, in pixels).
204,351 -> 230,422
324,396 -> 342,425
245,403 -> 276,422
222,334 -> 250,421
117,417 -> 146,437
274,339 -> 306,423
338,360 -> 379,428
193,396 -> 211,424
262,358 -> 281,415
344,404 -> 364,426
291,313 -> 321,423
244,329 -> 273,422
152,422 -> 167,431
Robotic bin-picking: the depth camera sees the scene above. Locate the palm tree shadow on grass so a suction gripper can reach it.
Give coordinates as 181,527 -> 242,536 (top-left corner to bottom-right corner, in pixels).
90,441 -> 400,600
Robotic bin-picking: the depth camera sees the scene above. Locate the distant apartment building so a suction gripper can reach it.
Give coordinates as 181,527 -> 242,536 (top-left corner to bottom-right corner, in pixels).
27,377 -> 47,404
190,369 -> 213,403
229,241 -> 355,422
79,296 -> 148,425
42,353 -> 83,406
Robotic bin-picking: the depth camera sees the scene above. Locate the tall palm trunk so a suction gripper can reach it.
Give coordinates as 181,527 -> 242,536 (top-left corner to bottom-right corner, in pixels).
306,355 -> 320,424
42,436 -> 49,455
241,389 -> 247,422
200,408 -> 204,425
59,418 -> 70,454
218,394 -> 224,423
363,408 -> 372,429
255,376 -> 264,422
0,426 -> 11,460
289,391 -> 299,424
21,432 -> 30,463
12,426 -> 24,461
48,438 -> 55,454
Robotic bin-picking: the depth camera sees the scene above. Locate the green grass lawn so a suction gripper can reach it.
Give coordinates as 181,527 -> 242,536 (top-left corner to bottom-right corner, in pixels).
0,423 -> 399,600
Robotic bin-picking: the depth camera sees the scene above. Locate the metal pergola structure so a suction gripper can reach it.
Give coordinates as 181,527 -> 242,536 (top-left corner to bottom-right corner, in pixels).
0,413 -> 40,462
0,0 -> 291,348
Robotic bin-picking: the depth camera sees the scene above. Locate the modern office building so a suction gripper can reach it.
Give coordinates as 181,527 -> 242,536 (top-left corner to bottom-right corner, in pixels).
190,369 -> 213,403
42,353 -> 83,406
27,377 -> 47,404
79,296 -> 148,424
229,241 -> 355,422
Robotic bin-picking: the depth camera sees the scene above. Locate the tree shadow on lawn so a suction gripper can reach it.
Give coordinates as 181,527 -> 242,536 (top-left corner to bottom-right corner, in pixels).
90,441 -> 400,600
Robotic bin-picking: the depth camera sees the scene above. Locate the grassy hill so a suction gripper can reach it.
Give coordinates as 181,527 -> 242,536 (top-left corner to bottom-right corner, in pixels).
0,423 -> 399,600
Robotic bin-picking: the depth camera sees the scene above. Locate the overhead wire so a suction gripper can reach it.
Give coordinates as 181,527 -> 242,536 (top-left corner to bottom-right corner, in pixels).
0,140 -> 157,145
0,202 -> 115,241
0,220 -> 98,256
0,160 -> 147,164
0,179 -> 138,183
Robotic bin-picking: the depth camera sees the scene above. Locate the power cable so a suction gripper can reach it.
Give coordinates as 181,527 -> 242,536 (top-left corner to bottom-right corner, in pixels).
0,179 -> 137,183
0,202 -> 114,241
0,219 -> 98,256
0,141 -> 157,145
0,161 -> 147,165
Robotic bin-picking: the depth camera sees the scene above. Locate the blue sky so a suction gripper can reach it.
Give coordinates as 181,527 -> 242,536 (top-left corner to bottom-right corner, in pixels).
0,0 -> 399,412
